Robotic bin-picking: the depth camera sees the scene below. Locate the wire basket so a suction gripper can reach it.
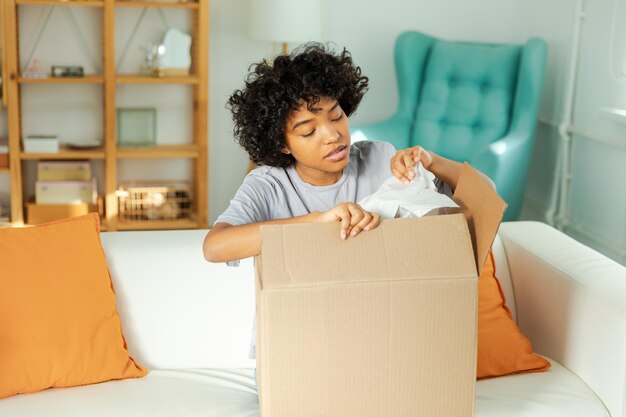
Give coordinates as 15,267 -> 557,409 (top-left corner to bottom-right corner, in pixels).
117,181 -> 192,222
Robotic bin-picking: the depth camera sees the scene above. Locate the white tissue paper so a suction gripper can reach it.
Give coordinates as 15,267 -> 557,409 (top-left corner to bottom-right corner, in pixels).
358,163 -> 459,219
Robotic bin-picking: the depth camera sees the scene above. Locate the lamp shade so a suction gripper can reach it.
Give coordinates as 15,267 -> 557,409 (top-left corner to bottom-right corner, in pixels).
250,0 -> 321,44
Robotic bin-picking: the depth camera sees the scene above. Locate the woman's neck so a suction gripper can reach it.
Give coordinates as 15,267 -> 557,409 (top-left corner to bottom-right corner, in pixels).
294,163 -> 343,186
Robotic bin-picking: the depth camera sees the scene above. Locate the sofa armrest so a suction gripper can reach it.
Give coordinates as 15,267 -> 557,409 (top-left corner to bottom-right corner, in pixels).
498,221 -> 626,417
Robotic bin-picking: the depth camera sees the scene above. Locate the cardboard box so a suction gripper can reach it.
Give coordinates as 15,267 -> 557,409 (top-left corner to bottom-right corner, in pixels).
26,199 -> 102,225
256,164 -> 506,417
37,161 -> 92,181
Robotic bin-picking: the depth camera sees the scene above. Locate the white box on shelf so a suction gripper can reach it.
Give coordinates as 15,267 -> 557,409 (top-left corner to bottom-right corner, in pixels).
23,136 -> 59,153
35,179 -> 97,205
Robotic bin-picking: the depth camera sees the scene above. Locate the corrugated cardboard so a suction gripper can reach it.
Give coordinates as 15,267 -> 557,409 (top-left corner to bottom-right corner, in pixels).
256,163 -> 506,417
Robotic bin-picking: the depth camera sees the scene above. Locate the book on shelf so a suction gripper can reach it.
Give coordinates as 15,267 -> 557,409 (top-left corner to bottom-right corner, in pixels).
23,135 -> 59,153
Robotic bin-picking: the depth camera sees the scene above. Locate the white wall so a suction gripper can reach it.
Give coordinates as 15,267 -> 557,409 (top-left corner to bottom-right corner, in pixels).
208,0 -> 272,222
512,0 -> 626,264
565,0 -> 626,264
319,0 -> 519,126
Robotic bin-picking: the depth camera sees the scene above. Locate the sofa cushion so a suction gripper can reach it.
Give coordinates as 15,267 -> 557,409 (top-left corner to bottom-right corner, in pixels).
477,252 -> 550,378
0,214 -> 146,399
100,231 -> 256,370
475,358 -> 610,417
0,369 -> 260,417
0,359 -> 609,417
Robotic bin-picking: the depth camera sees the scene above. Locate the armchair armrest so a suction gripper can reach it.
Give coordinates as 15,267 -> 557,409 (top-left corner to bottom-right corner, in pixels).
471,130 -> 533,186
470,129 -> 534,220
498,221 -> 626,417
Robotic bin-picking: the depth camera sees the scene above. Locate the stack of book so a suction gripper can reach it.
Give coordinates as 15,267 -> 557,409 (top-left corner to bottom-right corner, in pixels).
27,161 -> 100,224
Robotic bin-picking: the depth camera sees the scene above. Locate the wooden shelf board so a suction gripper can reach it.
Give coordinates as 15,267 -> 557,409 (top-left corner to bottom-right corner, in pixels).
21,145 -> 106,160
115,1 -> 198,9
17,0 -> 104,7
116,144 -> 198,159
116,75 -> 198,84
0,167 -> 10,172
116,218 -> 199,230
19,75 -> 104,84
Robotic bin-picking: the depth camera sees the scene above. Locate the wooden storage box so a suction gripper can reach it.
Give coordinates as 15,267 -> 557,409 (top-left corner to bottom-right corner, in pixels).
27,198 -> 103,225
0,154 -> 8,169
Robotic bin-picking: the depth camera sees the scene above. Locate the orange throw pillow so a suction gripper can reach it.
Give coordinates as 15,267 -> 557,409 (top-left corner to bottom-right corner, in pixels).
0,214 -> 146,398
477,251 -> 551,378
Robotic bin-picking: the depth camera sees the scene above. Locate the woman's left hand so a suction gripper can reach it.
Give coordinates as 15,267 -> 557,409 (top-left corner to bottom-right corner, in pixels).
390,146 -> 433,184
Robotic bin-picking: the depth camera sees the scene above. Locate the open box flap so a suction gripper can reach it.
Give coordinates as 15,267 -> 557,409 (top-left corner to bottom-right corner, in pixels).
450,163 -> 508,271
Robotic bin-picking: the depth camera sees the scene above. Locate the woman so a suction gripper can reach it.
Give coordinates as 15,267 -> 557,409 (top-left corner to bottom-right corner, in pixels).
203,43 -> 476,263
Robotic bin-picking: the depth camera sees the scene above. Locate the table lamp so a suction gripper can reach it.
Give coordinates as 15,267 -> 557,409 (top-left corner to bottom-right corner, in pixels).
250,0 -> 322,55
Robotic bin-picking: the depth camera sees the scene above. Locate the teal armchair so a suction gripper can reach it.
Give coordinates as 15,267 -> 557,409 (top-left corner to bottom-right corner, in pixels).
353,31 -> 547,220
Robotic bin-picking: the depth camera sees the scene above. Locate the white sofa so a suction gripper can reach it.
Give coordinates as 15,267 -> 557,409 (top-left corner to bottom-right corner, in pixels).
1,221 -> 624,417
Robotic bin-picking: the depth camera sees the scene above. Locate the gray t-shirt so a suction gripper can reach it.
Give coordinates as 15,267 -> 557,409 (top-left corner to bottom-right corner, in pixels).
214,140 -> 452,359
216,140 -> 399,225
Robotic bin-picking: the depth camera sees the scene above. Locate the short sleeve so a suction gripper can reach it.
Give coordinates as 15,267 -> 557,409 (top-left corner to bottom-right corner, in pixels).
373,140 -> 397,161
214,174 -> 273,226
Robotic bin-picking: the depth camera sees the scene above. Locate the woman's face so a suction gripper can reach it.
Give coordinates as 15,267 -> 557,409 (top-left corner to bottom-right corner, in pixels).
283,96 -> 351,185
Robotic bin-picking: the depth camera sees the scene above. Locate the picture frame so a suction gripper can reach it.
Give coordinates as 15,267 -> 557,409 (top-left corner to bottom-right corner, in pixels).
117,108 -> 156,147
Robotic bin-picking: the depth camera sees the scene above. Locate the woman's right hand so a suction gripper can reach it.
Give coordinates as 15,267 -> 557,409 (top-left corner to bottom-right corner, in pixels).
315,203 -> 381,240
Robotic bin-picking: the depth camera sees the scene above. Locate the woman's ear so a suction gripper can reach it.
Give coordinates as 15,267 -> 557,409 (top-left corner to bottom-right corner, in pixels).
281,147 -> 291,155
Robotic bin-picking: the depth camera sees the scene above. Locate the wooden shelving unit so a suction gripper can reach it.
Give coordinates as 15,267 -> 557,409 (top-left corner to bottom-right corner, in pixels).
20,146 -> 107,160
115,1 -> 198,9
18,75 -> 105,84
116,144 -> 199,158
116,75 -> 198,84
16,0 -> 104,7
2,0 -> 208,230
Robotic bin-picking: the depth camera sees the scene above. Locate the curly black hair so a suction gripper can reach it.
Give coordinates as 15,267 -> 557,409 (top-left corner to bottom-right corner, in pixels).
227,43 -> 369,167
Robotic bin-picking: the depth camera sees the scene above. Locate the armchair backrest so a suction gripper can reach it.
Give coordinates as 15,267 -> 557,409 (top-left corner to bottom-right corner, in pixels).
365,32 -> 547,220
412,40 -> 521,161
